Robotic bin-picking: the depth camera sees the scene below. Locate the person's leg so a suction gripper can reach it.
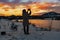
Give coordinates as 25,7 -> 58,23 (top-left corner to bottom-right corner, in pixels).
23,25 -> 29,34
23,22 -> 29,34
26,24 -> 29,34
23,25 -> 26,34
26,20 -> 30,34
27,25 -> 29,34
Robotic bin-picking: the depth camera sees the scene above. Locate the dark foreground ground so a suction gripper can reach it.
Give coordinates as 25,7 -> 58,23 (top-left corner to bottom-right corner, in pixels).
0,19 -> 60,40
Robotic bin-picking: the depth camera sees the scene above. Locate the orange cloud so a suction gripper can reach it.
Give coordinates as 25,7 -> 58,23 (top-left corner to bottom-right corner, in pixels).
0,2 -> 55,16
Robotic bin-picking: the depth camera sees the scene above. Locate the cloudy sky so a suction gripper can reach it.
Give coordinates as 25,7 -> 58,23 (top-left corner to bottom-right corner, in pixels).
0,0 -> 60,3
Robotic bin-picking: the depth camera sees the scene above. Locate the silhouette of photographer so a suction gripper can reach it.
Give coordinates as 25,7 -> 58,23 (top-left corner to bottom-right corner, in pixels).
22,9 -> 31,34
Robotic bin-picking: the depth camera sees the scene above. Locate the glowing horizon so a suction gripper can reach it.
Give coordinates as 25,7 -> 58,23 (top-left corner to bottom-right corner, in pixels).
0,2 -> 55,16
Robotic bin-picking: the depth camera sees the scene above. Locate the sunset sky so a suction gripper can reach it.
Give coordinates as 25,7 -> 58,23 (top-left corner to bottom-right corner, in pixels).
0,0 -> 60,3
0,0 -> 60,16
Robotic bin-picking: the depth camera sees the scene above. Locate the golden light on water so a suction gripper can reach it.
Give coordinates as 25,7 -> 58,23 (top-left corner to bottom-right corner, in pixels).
0,2 -> 55,16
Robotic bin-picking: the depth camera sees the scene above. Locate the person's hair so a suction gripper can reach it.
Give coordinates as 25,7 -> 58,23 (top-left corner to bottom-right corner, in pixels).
28,9 -> 30,11
23,9 -> 26,11
22,9 -> 26,13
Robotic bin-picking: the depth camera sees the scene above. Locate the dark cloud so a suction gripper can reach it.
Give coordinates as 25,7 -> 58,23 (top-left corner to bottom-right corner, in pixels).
13,0 -> 20,3
0,0 -> 60,3
0,0 -> 7,2
48,6 -> 60,13
0,0 -> 20,3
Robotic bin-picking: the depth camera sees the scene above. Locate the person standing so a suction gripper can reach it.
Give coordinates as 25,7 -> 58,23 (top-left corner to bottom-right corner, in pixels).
22,9 -> 31,34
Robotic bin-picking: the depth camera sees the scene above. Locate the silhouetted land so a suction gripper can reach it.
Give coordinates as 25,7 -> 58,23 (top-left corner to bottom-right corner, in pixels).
0,12 -> 60,20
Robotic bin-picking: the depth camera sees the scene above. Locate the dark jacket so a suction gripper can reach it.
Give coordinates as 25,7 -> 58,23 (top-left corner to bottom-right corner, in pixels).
22,9 -> 31,26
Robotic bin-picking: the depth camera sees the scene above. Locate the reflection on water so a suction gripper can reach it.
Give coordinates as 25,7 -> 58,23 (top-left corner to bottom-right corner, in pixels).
31,20 -> 60,30
29,19 -> 51,28
0,19 -> 60,30
18,19 -> 60,29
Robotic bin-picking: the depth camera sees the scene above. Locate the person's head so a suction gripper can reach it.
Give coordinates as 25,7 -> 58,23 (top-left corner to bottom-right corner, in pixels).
28,9 -> 31,11
23,9 -> 26,11
27,9 -> 31,14
23,9 -> 26,13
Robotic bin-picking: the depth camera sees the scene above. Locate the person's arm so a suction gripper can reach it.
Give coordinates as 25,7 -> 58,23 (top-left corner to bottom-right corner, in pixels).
28,10 -> 31,15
